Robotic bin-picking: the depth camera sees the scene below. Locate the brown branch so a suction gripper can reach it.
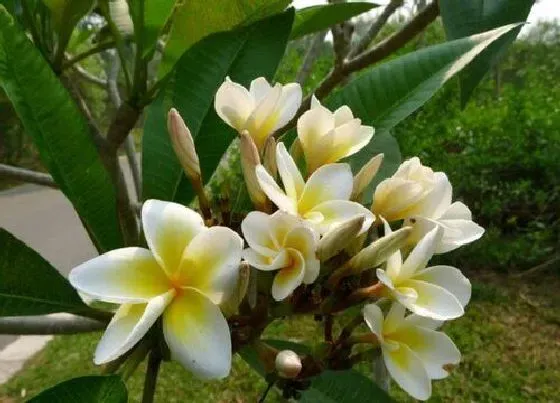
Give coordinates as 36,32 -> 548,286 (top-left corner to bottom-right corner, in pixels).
276,1 -> 439,138
62,41 -> 116,70
348,0 -> 404,58
296,31 -> 327,85
0,163 -> 57,188
72,65 -> 108,88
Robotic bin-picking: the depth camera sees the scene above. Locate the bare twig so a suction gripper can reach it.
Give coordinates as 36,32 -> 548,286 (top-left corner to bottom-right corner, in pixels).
348,0 -> 404,58
277,1 -> 439,138
296,31 -> 328,85
513,255 -> 560,278
0,163 -> 57,188
0,314 -> 106,335
141,350 -> 162,403
329,0 -> 354,68
72,64 -> 107,88
62,41 -> 116,70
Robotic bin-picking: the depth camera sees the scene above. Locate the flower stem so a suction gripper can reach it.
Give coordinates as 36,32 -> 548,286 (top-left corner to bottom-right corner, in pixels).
142,350 -> 162,403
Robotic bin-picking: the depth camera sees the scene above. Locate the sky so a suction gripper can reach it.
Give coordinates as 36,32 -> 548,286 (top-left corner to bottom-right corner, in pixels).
293,0 -> 560,30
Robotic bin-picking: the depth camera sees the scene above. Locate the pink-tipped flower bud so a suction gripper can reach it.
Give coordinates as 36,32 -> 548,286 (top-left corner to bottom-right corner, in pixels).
275,350 -> 302,379
168,108 -> 201,181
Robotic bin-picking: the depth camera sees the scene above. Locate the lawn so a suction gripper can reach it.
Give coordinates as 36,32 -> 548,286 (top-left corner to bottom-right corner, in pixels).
1,271 -> 558,402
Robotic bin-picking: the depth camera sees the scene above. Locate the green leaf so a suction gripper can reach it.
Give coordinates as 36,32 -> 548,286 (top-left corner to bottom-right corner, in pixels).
42,0 -> 95,53
290,2 -> 378,40
142,9 -> 294,204
439,0 -> 535,105
0,7 -> 124,252
300,370 -> 394,403
28,376 -> 128,403
0,228 -> 89,316
158,0 -> 282,79
325,25 -> 519,202
142,0 -> 175,56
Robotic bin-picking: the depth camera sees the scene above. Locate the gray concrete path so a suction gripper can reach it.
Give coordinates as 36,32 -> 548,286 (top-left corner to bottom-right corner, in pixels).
0,155 -> 139,373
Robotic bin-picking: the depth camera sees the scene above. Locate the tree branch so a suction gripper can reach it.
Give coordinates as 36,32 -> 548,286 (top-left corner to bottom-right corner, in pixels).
296,31 -> 327,85
72,65 -> 107,88
62,41 -> 116,70
0,164 -> 57,188
0,314 -> 105,335
141,350 -> 162,403
329,0 -> 354,68
277,0 -> 439,140
348,0 -> 404,58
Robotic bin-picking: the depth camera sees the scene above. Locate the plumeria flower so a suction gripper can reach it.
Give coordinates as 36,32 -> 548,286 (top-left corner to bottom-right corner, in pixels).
214,77 -> 302,151
363,303 -> 461,401
256,142 -> 374,235
376,223 -> 471,320
372,157 -> 440,222
241,211 -> 319,301
296,96 -> 374,173
69,200 -> 243,379
404,174 -> 484,253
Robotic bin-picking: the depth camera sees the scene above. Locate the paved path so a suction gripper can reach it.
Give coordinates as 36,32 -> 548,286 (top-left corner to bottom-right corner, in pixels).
0,155 -> 139,377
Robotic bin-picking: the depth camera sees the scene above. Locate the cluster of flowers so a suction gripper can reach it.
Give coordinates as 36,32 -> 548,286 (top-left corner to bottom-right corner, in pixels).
69,77 -> 483,400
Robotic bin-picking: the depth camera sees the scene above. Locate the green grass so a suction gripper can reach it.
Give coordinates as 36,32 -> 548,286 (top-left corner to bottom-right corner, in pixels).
1,272 -> 558,402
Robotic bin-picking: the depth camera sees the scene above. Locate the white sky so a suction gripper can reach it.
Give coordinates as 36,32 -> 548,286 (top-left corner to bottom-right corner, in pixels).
293,0 -> 560,30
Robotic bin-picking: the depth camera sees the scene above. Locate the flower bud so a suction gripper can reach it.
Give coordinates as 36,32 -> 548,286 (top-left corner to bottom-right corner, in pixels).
239,132 -> 268,210
317,216 -> 365,261
348,227 -> 412,273
263,136 -> 277,179
275,350 -> 302,379
351,153 -> 384,201
168,108 -> 201,181
289,137 -> 304,167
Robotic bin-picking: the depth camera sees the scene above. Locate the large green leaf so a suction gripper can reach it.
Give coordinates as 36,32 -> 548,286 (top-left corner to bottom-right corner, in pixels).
143,10 -> 294,204
325,24 -> 519,202
240,340 -> 392,402
142,0 -> 175,56
0,228 -> 90,316
28,376 -> 128,403
157,0 -> 282,79
300,370 -> 393,403
0,7 -> 123,252
440,0 -> 535,105
290,2 -> 378,40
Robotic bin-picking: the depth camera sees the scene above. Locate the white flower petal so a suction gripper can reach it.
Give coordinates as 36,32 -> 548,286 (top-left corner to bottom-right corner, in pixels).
373,178 -> 425,221
414,172 -> 452,218
404,314 -> 443,331
299,164 -> 353,212
249,77 -> 272,103
310,94 -> 322,109
376,268 -> 394,289
400,279 -> 464,320
383,343 -> 431,401
244,248 -> 289,271
268,211 -> 306,246
214,78 -> 254,132
69,248 -> 170,304
163,288 -> 231,379
273,83 -> 302,131
384,301 -> 407,334
276,142 -> 305,201
142,200 -> 205,277
256,165 -> 297,214
333,105 -> 354,126
436,218 -> 485,253
399,226 -> 443,279
297,107 -> 335,163
307,200 -> 374,235
245,84 -> 282,148
414,265 -> 471,307
94,291 -> 175,364
178,227 -> 243,305
330,119 -> 374,161
383,220 -> 403,279
362,303 -> 384,340
241,211 -> 277,257
442,201 -> 472,220
284,226 -> 319,284
397,326 -> 461,380
271,249 -> 306,301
